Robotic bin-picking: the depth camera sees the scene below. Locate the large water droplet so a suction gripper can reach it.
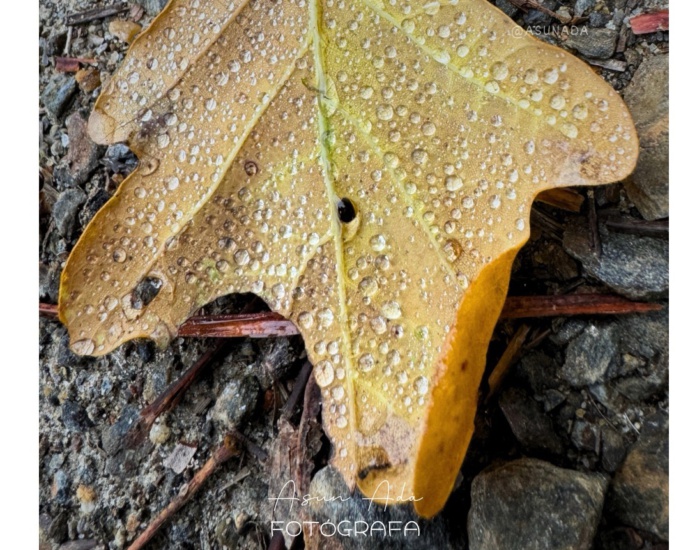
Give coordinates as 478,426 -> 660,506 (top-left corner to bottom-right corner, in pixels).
314,360 -> 335,387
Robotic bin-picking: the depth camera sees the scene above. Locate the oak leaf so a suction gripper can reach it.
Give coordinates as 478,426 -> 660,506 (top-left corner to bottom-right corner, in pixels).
59,0 -> 638,516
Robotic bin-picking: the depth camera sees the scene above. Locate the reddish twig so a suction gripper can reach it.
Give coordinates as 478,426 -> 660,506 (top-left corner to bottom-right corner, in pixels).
127,435 -> 241,550
630,10 -> 669,35
281,361 -> 313,422
40,302 -> 58,318
55,56 -> 98,72
500,294 -> 662,319
178,312 -> 299,338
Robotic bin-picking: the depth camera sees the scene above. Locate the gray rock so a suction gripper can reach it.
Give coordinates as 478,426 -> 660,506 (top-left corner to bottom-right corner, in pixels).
588,12 -> 610,28
600,426 -> 628,473
103,143 -> 137,174
48,512 -> 68,543
303,466 -> 453,549
570,420 -> 600,453
517,351 -> 561,394
499,387 -> 564,455
624,55 -> 669,220
52,469 -> 71,505
566,27 -> 618,59
210,376 -> 260,430
468,458 -> 608,550
550,318 -> 587,346
61,400 -> 92,432
614,370 -> 668,402
53,188 -> 86,237
563,223 -> 669,300
524,0 -> 557,25
617,309 -> 668,361
542,388 -> 566,412
613,310 -> 669,401
39,261 -> 59,302
141,0 -> 168,15
609,413 -> 668,540
54,112 -> 103,187
101,406 -> 139,456
574,0 -> 596,16
496,0 -> 519,18
562,324 -> 618,387
41,74 -> 77,120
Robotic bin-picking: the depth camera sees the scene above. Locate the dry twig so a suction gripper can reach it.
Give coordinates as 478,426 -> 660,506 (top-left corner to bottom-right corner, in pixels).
127,435 -> 241,550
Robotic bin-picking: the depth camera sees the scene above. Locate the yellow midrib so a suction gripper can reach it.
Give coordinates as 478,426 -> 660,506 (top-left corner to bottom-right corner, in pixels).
309,0 -> 360,458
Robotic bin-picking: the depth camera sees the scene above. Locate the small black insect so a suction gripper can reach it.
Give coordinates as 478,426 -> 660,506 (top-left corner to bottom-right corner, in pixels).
337,197 -> 356,223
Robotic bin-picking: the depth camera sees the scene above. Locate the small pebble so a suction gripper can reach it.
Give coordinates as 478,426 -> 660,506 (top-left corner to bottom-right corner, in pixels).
149,421 -> 171,445
75,67 -> 101,93
76,485 -> 96,514
109,20 -> 142,44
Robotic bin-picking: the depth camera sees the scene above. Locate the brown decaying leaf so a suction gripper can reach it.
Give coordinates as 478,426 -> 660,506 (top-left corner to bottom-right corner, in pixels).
58,0 -> 638,516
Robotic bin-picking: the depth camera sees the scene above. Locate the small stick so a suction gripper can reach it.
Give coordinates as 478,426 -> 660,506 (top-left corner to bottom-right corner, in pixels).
63,26 -> 73,56
487,325 -> 531,399
127,435 -> 240,550
179,312 -> 299,338
40,302 -> 58,318
66,3 -> 129,26
500,294 -> 662,319
606,218 -> 668,239
281,361 -> 313,422
230,430 -> 268,462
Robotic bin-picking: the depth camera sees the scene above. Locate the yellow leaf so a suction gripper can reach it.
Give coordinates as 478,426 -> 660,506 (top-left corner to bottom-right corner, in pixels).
59,0 -> 638,516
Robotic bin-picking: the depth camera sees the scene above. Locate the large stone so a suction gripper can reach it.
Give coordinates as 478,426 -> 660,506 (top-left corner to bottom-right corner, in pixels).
499,387 -> 564,455
564,223 -> 668,300
52,188 -> 86,237
468,459 -> 608,550
624,55 -> 669,220
41,74 -> 77,120
54,112 -> 103,187
612,309 -> 669,401
300,466 -> 454,549
608,413 -> 668,540
566,28 -> 618,59
562,323 -> 618,387
210,376 -> 260,430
